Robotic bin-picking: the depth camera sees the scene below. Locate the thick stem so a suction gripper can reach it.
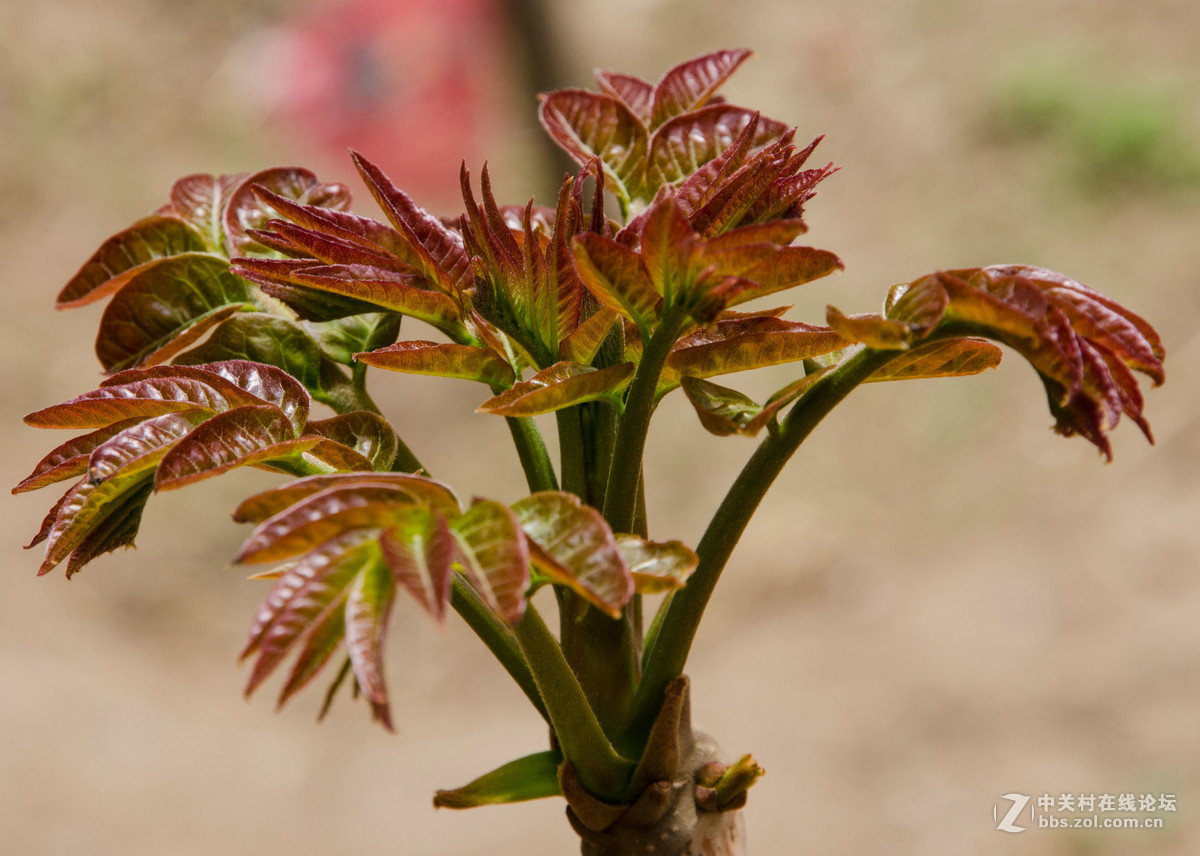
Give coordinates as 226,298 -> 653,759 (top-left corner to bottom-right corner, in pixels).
624,348 -> 898,744
602,314 -> 683,534
513,604 -> 634,802
449,574 -> 547,723
506,415 -> 559,493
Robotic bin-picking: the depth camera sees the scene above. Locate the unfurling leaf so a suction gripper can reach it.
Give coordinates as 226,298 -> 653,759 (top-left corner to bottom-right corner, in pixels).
434,751 -> 563,809
513,492 -> 633,618
477,362 -> 635,417
222,167 -> 351,257
877,266 -> 1165,459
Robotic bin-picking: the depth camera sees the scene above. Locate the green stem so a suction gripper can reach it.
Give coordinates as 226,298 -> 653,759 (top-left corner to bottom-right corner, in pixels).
505,416 -> 559,493
556,407 -> 588,499
451,574 -> 547,723
602,313 -> 683,534
513,603 -> 634,802
623,347 -> 899,744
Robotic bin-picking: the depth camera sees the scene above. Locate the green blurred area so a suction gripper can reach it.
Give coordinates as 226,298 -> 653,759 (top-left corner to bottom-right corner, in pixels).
2,2 -> 1198,855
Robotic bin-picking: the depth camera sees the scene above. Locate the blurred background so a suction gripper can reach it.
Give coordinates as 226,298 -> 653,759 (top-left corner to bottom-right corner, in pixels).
3,0 -> 1199,853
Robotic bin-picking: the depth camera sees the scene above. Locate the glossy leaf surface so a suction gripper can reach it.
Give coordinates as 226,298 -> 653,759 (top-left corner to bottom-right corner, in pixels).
57,216 -> 209,308
357,340 -> 515,386
477,362 -> 635,417
94,253 -> 254,372
434,751 -> 563,809
616,534 -> 699,594
450,499 -> 530,625
513,492 -> 633,618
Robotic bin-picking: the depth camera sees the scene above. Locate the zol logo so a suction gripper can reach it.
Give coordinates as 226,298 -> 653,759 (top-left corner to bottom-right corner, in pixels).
994,793 -> 1031,833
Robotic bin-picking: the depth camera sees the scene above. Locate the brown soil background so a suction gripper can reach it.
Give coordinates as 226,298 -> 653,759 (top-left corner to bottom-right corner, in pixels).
3,1 -> 1199,854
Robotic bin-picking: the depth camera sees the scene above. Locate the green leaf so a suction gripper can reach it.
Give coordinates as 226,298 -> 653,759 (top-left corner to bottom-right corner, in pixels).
477,361 -> 635,417
308,312 -> 402,366
559,308 -> 618,365
865,338 -> 1002,382
62,479 -> 154,580
57,216 -> 210,308
356,340 -> 515,386
433,751 -> 564,809
379,506 -> 455,623
639,193 -> 700,308
538,91 -> 649,202
95,253 -> 255,372
232,473 -> 462,525
512,492 -> 632,619
303,411 -> 399,472
174,313 -> 324,390
450,499 -> 530,625
616,534 -> 698,594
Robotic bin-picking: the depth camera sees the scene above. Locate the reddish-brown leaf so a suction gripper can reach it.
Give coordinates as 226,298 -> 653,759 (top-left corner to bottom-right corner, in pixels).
237,485 -> 422,564
649,49 -> 753,128
57,216 -> 209,308
450,500 -> 530,625
616,534 -> 698,594
344,554 -> 396,711
477,361 -> 635,417
302,412 -> 399,472
13,418 -> 143,494
351,151 -> 472,295
93,253 -> 255,372
538,90 -> 649,202
241,531 -> 375,694
379,507 -> 455,624
513,492 -> 632,618
232,473 -> 462,525
356,340 -> 515,387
